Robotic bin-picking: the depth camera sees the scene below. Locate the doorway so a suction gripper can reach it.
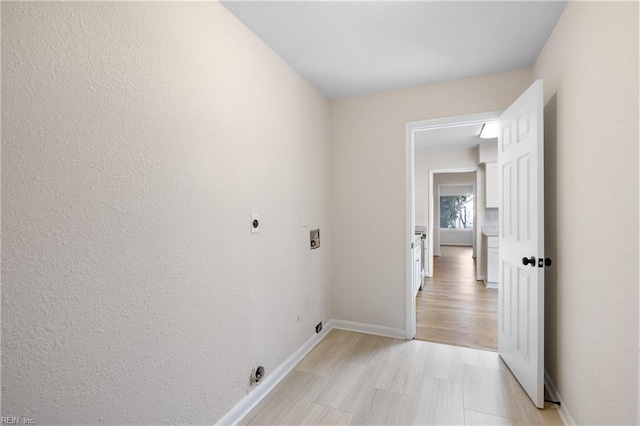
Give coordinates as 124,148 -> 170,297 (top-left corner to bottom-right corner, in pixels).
406,80 -> 547,408
404,110 -> 501,342
417,156 -> 498,351
432,173 -> 478,267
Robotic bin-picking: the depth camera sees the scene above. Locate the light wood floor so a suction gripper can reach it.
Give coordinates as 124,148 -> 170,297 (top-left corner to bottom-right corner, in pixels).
241,329 -> 562,425
416,246 -> 498,351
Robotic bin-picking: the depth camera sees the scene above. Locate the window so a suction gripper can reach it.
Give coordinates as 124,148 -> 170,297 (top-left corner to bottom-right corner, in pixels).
440,195 -> 474,229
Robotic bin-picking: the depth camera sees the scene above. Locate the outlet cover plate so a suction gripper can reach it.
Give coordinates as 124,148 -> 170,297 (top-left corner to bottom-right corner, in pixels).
251,213 -> 260,234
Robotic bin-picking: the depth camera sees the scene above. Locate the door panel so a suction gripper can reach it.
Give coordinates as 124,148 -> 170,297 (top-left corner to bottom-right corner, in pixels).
517,155 -> 531,241
501,163 -> 513,238
501,262 -> 513,336
498,80 -> 545,408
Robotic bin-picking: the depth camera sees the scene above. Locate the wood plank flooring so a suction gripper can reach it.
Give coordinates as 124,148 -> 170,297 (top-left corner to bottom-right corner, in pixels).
416,246 -> 498,351
241,329 -> 562,425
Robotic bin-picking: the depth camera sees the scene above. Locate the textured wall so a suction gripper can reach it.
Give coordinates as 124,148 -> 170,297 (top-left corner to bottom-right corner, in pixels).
1,2 -> 331,424
0,1 -> 3,416
330,69 -> 532,330
533,2 -> 639,423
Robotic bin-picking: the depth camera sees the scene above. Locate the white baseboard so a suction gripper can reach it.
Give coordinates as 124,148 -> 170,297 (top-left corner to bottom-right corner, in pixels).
544,370 -> 575,425
217,319 -> 407,425
484,280 -> 498,289
330,319 -> 407,340
216,320 -> 336,425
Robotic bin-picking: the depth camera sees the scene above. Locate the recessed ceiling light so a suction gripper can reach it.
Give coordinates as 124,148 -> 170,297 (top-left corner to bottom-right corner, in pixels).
480,122 -> 499,139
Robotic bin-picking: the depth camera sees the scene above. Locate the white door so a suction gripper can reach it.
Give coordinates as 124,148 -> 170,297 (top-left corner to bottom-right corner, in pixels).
498,80 -> 545,408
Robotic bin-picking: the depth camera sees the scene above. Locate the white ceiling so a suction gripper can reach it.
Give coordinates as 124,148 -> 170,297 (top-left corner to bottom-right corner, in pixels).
221,1 -> 567,99
414,123 -> 485,151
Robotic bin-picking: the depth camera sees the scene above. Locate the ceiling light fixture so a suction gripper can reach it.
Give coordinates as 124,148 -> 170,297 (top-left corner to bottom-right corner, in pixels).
480,122 -> 499,139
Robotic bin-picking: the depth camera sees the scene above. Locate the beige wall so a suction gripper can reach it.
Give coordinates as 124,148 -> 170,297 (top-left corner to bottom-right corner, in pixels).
5,2 -> 637,424
0,1 -> 3,415
415,147 -> 478,228
330,69 -> 533,330
533,1 -> 639,423
1,3 -> 331,423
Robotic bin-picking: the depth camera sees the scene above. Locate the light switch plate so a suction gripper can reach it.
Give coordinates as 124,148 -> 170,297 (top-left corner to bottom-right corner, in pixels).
251,213 -> 260,234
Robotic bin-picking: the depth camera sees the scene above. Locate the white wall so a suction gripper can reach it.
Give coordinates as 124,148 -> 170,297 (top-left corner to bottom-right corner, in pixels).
478,140 -> 498,163
533,2 -> 639,424
440,229 -> 473,247
330,69 -> 533,330
1,3 -> 331,424
439,184 -> 474,197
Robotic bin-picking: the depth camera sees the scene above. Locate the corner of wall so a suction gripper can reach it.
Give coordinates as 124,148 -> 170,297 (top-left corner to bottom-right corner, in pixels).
544,371 -> 576,426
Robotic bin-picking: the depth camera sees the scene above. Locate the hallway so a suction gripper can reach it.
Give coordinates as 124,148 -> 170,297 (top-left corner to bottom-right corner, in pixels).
416,245 -> 498,351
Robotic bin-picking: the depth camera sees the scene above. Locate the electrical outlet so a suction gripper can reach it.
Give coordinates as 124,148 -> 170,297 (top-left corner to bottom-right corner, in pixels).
250,366 -> 265,385
310,229 -> 320,249
315,321 -> 323,334
251,213 -> 260,234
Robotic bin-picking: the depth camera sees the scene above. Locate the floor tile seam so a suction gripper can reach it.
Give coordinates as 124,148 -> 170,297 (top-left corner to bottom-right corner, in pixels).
464,407 -> 519,423
415,366 -> 464,383
462,364 -> 523,422
459,367 -> 522,422
414,338 -> 498,351
336,356 -> 380,369
315,361 -> 377,399
367,382 -> 419,399
461,365 -> 469,425
297,370 -> 334,399
333,358 -> 378,371
460,392 -> 520,422
306,400 -> 355,417
460,363 -> 503,372
416,375 -> 464,385
418,374 -> 464,390
293,366 -> 334,378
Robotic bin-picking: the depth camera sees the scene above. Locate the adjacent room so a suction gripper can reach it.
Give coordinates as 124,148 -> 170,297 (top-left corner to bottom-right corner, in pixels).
412,124 -> 502,352
1,1 -> 638,425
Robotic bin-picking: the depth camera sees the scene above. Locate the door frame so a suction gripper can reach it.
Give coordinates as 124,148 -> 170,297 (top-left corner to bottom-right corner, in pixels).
404,111 -> 502,339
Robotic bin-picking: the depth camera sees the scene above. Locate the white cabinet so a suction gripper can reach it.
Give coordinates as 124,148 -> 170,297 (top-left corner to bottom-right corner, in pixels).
413,238 -> 422,297
486,236 -> 498,288
485,162 -> 498,208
